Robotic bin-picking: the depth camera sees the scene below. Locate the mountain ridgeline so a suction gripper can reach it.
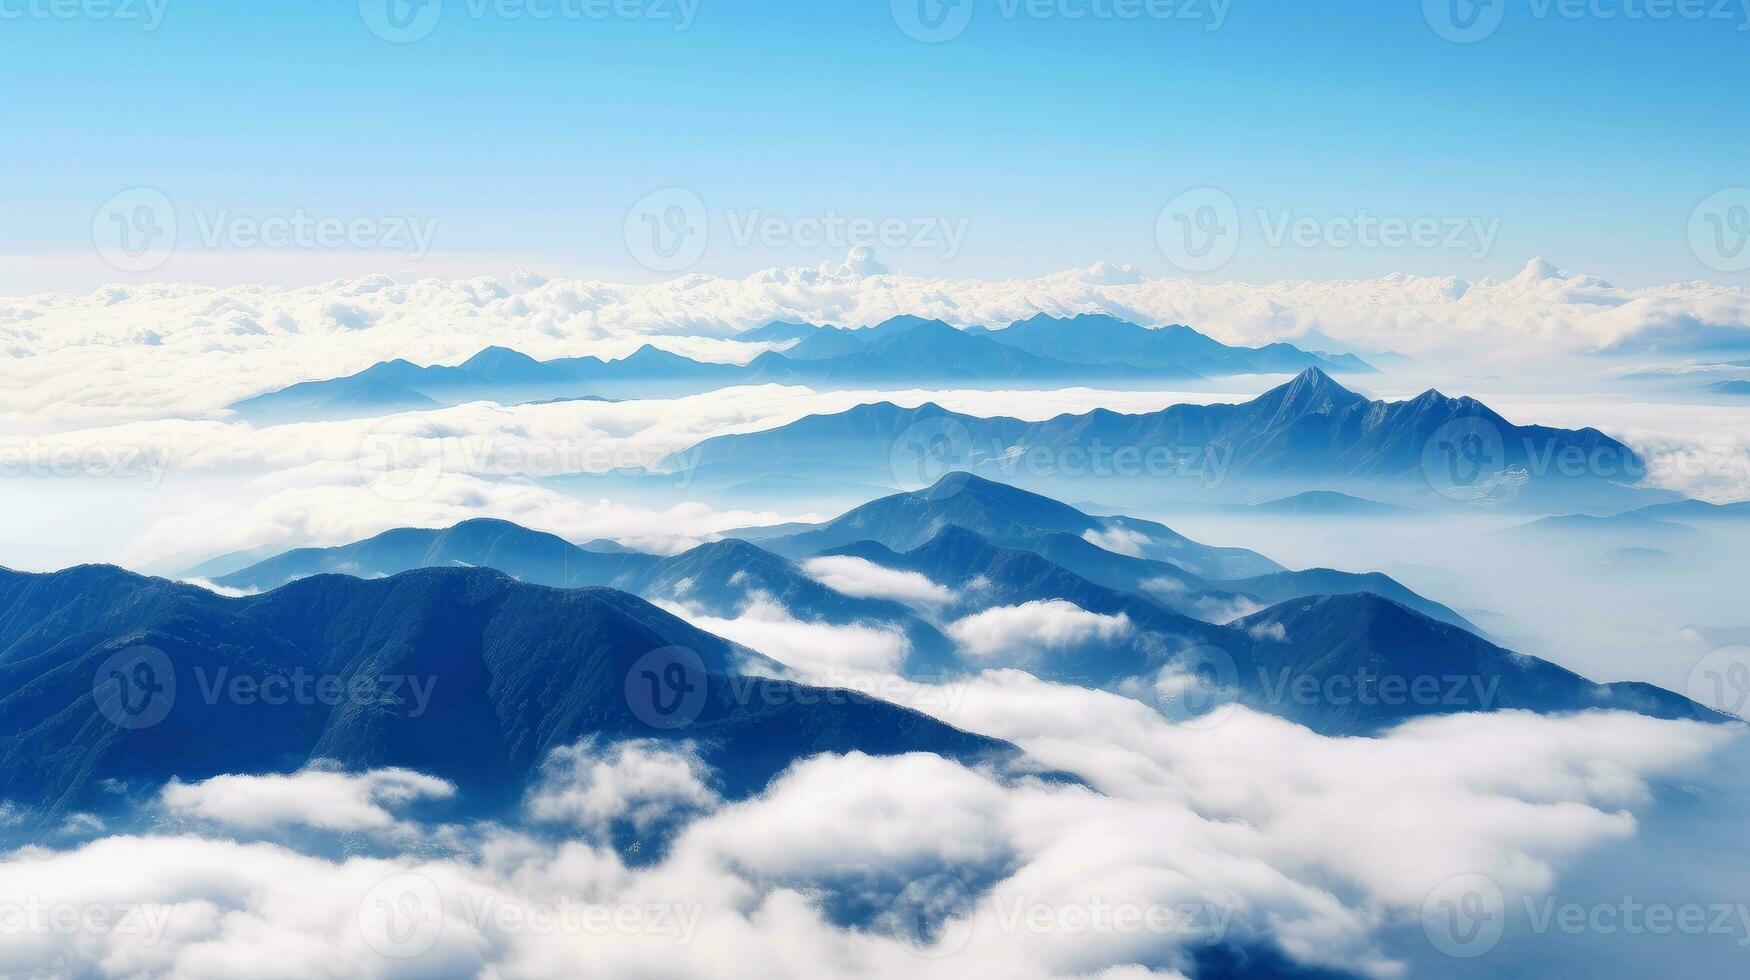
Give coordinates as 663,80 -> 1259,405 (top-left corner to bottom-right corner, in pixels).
195,475 -> 1727,745
0,564 -> 1011,835
672,369 -> 1672,511
226,314 -> 1371,421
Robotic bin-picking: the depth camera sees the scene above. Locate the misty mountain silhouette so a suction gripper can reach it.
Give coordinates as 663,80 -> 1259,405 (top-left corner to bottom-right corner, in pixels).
678,369 -> 1671,510
227,317 -> 1366,421
0,565 -> 1008,834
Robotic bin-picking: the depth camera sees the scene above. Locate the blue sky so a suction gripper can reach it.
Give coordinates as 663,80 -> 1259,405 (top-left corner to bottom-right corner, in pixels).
2,0 -> 1747,290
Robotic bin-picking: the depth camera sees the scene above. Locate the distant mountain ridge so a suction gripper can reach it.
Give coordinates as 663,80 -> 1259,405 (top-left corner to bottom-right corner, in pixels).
227,315 -> 1372,421
674,369 -> 1673,511
187,475 -> 1732,745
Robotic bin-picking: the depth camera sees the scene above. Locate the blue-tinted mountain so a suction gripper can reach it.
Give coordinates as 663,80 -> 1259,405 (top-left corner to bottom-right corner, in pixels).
0,565 -> 1009,834
1705,379 -> 1750,396
1247,491 -> 1412,516
228,316 -> 1380,422
677,369 -> 1671,510
746,472 -> 1281,580
969,313 -> 1373,375
733,320 -> 824,344
971,525 -> 1481,634
1226,594 -> 1727,734
210,523 -> 958,675
815,528 -> 1723,733
1625,499 -> 1750,523
742,316 -> 1159,386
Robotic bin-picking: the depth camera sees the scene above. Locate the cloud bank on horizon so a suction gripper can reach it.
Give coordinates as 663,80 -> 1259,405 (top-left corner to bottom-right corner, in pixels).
5,256 -> 1750,425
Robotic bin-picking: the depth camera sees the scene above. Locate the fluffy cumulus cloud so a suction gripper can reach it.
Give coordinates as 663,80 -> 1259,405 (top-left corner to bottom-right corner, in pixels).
946,600 -> 1134,660
526,739 -> 720,835
158,768 -> 454,833
661,593 -> 912,679
0,684 -> 1735,980
801,555 -> 956,608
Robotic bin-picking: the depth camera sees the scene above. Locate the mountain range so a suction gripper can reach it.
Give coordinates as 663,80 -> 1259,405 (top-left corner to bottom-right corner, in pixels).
671,368 -> 1674,511
0,564 -> 1008,834
188,475 -> 1726,745
227,315 -> 1372,421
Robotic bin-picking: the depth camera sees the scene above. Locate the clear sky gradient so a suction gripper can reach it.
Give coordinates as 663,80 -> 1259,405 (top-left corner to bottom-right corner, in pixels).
2,0 -> 1747,290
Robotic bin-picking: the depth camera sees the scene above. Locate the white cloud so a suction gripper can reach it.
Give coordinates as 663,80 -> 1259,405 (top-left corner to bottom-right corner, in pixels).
661,593 -> 912,679
1080,527 -> 1149,558
0,663 -> 1737,980
801,555 -> 956,608
946,600 -> 1134,660
7,259 -> 1750,427
159,768 -> 455,833
526,739 -> 720,835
